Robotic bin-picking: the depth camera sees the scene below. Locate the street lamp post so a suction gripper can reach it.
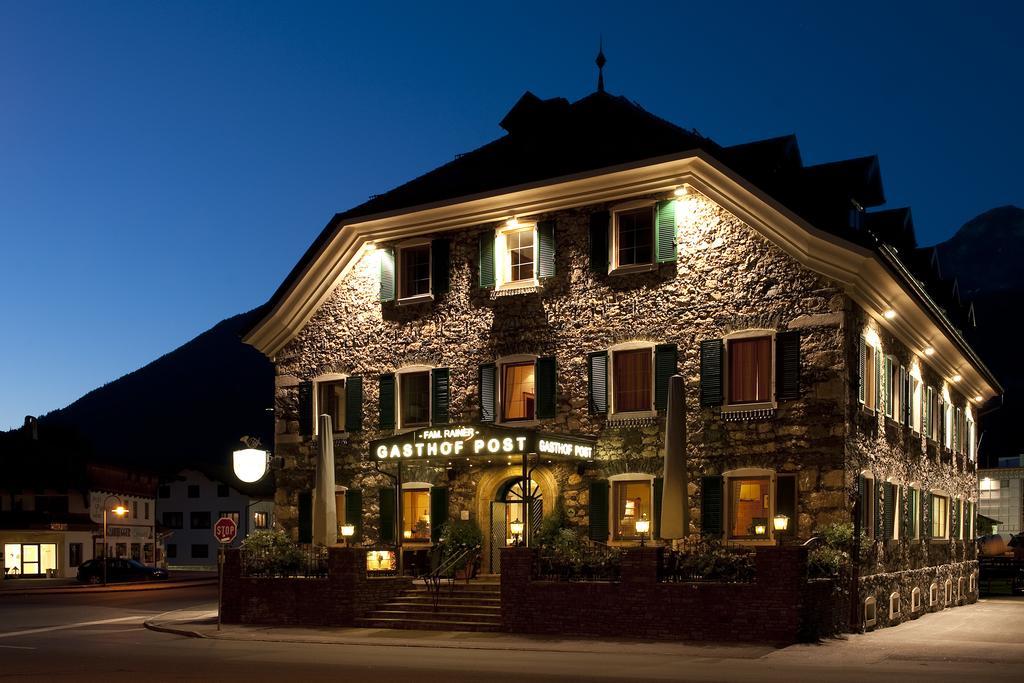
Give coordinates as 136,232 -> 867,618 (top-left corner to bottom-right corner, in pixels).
636,514 -> 651,548
102,497 -> 127,586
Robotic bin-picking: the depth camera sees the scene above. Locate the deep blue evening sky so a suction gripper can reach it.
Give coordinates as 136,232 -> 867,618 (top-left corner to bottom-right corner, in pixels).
1,2 -> 1021,429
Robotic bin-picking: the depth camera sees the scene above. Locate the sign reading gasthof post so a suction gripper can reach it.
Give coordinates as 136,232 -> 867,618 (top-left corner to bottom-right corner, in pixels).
214,516 -> 238,544
369,424 -> 595,461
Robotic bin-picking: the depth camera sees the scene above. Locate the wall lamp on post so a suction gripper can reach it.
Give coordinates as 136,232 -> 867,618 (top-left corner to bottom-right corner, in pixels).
635,514 -> 651,548
102,497 -> 127,586
773,514 -> 790,540
340,524 -> 355,547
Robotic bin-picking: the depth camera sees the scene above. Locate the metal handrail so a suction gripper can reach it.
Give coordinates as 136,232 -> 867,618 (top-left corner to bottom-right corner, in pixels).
423,544 -> 480,609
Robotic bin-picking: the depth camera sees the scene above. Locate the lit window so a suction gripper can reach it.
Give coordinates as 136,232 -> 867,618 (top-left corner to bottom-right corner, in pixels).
728,477 -> 771,540
612,479 -> 652,540
931,494 -> 948,539
317,380 -> 345,432
253,511 -> 269,529
399,244 -> 431,299
728,336 -> 772,404
399,371 -> 430,428
864,596 -> 877,627
402,488 -> 431,542
501,362 -> 535,422
505,227 -> 535,284
614,207 -> 654,268
612,348 -> 653,413
219,511 -> 240,525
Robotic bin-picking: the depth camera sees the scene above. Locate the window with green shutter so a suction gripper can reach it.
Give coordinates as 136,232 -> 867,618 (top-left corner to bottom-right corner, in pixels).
478,230 -> 495,288
430,368 -> 449,425
379,247 -> 396,302
858,337 -> 867,404
344,490 -> 363,540
535,356 -> 557,419
654,344 -> 677,412
429,487 -> 448,544
883,482 -> 896,539
589,210 -> 609,274
874,480 -> 883,539
587,352 -> 608,415
588,480 -> 610,542
344,376 -> 363,432
700,475 -> 723,537
655,200 -> 677,263
537,220 -> 555,279
378,374 -> 396,430
699,340 -> 724,407
379,488 -> 396,544
479,364 -> 496,423
775,331 -> 801,401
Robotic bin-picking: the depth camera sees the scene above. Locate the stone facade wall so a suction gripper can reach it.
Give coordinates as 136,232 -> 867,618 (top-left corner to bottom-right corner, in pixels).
270,191 -> 851,543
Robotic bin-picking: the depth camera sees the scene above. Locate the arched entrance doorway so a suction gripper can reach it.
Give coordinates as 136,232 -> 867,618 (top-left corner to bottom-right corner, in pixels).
489,478 -> 542,573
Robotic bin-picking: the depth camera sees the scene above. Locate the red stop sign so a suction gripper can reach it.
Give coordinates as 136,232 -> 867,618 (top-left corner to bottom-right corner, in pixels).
214,517 -> 238,544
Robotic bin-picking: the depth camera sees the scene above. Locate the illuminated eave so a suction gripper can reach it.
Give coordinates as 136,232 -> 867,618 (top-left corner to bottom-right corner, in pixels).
243,150 -> 1001,402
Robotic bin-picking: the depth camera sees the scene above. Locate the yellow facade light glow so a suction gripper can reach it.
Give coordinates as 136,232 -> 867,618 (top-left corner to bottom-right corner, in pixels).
951,374 -> 962,383
923,347 -> 935,356
506,216 -> 520,228
112,506 -> 128,516
673,186 -> 689,197
864,328 -> 882,349
882,309 -> 896,320
773,514 -> 790,532
973,395 -> 983,402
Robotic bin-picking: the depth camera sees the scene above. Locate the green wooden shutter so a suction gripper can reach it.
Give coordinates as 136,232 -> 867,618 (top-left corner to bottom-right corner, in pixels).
857,475 -> 868,532
655,200 -> 677,263
652,477 -> 664,539
297,491 -> 312,544
431,238 -> 450,296
589,210 -> 609,274
874,350 -> 882,412
775,331 -> 801,401
588,479 -> 610,541
883,357 -> 893,417
430,487 -> 448,544
924,387 -> 933,437
344,376 -> 363,432
922,492 -> 932,540
700,339 -> 724,407
901,486 -> 911,539
379,247 -> 396,302
951,499 -> 959,540
298,381 -> 313,438
479,364 -> 496,423
535,356 -> 557,419
700,475 -> 724,537
344,489 -> 363,541
430,368 -> 450,425
478,231 -> 495,288
587,351 -> 608,415
858,337 -> 867,404
379,488 -> 396,544
776,475 -> 797,538
900,366 -> 909,426
537,220 -> 556,279
874,480 -> 883,539
883,482 -> 896,540
654,344 -> 677,412
378,374 -> 396,430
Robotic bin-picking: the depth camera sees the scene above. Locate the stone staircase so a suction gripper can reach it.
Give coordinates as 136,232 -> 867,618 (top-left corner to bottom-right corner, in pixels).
354,577 -> 501,632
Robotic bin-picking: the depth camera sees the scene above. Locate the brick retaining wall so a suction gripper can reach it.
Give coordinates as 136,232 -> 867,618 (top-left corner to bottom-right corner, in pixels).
221,547 -> 411,627
500,546 -> 840,644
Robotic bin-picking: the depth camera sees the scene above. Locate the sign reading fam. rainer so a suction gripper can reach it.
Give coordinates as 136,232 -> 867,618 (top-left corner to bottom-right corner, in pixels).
369,424 -> 595,461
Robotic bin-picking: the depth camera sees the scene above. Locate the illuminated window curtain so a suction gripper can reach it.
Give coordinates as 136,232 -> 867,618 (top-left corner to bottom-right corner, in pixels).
502,362 -> 536,421
729,477 -> 770,538
613,349 -> 652,412
402,489 -> 431,541
729,337 -> 772,404
613,480 -> 651,539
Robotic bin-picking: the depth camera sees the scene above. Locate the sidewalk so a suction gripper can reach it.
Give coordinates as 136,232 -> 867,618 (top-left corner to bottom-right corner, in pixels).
0,572 -> 217,596
144,607 -> 776,658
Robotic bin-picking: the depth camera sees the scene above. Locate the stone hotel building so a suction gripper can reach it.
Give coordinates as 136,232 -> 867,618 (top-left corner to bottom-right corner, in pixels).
242,85 -> 1000,633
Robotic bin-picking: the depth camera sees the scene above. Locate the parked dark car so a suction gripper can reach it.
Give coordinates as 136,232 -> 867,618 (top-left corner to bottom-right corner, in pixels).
76,558 -> 169,584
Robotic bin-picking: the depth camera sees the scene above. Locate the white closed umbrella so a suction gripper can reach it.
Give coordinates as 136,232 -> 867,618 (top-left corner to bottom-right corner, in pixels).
313,414 -> 338,546
660,374 -> 688,539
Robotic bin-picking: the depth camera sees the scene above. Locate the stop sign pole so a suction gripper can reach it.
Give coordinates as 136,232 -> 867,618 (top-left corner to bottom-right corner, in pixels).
214,517 -> 238,631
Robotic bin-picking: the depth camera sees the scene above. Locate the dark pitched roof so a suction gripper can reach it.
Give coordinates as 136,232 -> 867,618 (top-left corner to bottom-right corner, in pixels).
248,88 -> 979,356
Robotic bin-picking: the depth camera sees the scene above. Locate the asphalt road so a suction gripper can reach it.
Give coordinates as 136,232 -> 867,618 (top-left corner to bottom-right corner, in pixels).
0,587 -> 1022,682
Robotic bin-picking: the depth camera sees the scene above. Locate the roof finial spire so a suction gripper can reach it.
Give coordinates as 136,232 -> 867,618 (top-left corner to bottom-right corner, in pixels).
595,37 -> 606,93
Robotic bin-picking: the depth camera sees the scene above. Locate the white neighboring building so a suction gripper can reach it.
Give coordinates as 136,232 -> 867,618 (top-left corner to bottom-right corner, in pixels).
979,465 -> 1024,537
157,469 -> 274,568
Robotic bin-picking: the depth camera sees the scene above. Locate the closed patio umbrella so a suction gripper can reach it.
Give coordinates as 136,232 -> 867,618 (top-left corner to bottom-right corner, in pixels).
660,374 -> 688,539
314,414 -> 338,547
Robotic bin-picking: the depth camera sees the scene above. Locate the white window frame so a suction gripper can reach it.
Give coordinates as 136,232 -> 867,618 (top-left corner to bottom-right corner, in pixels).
864,596 -> 877,628
887,479 -> 901,541
723,329 -> 777,411
496,354 -> 539,427
943,392 -> 953,450
400,481 -> 433,545
944,578 -> 952,605
957,577 -> 964,602
607,341 -> 657,419
312,372 -> 348,436
395,238 -> 434,305
911,587 -> 921,612
970,572 -> 977,594
885,355 -> 898,420
495,221 -> 539,289
929,583 -> 938,607
609,199 -> 658,275
966,413 -> 976,461
723,467 -> 777,545
931,492 -> 949,540
396,365 -> 433,430
908,483 -> 921,539
910,368 -> 922,434
607,473 -> 656,545
889,592 -> 901,617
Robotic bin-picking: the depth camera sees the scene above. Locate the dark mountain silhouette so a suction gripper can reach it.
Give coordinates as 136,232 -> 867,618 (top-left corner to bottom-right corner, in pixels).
20,307 -> 275,491
934,205 -> 1024,466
